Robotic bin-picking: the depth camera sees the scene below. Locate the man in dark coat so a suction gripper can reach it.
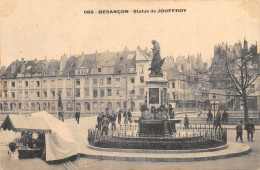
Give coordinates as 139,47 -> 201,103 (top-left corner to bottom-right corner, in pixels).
184,114 -> 189,129
128,109 -> 132,124
118,110 -> 122,124
236,120 -> 243,142
168,104 -> 174,119
207,110 -> 213,123
101,116 -> 110,136
215,110 -> 221,129
97,113 -> 103,130
222,109 -> 228,124
75,108 -> 80,124
245,119 -> 255,142
111,111 -> 117,131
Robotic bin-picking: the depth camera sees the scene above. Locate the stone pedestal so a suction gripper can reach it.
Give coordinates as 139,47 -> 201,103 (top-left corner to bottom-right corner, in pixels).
146,76 -> 168,108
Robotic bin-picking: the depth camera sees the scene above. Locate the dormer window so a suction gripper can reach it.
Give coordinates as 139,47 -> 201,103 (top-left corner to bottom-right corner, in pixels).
98,68 -> 102,72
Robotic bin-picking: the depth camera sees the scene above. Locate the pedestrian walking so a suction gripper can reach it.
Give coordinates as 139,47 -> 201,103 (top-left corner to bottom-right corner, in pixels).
207,110 -> 213,123
215,110 -> 221,129
111,111 -> 117,131
97,113 -> 103,130
236,120 -> 243,142
184,114 -> 189,129
58,109 -> 64,122
168,104 -> 174,119
128,109 -> 132,124
123,111 -> 128,124
75,108 -> 80,124
222,109 -> 228,124
101,115 -> 110,136
118,110 -> 122,124
245,119 -> 255,142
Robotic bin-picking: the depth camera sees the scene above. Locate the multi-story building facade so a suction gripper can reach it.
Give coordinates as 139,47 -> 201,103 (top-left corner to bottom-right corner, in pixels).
0,47 -> 152,115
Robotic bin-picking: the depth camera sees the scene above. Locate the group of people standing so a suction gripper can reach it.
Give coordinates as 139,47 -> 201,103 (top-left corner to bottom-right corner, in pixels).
96,108 -> 133,136
207,109 -> 229,127
236,119 -> 255,142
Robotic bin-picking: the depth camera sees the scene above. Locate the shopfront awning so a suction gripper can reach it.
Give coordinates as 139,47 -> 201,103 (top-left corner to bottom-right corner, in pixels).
1,115 -> 51,134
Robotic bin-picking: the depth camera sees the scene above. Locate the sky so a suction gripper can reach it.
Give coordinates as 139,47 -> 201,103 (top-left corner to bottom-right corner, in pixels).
0,0 -> 259,67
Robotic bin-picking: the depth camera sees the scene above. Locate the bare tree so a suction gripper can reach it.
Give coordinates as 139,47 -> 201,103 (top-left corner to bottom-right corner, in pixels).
212,41 -> 259,123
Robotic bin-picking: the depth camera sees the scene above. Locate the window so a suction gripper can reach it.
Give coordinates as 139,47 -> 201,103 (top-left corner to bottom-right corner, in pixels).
98,68 -> 102,72
11,82 -> 15,87
76,79 -> 80,85
67,102 -> 73,111
43,103 -> 47,110
100,79 -> 104,85
58,79 -> 62,86
25,81 -> 29,87
85,78 -> 89,84
93,90 -> 98,97
51,80 -> 55,86
116,78 -> 120,82
0,92 -> 2,98
31,81 -> 34,87
172,82 -> 175,88
140,88 -> 144,95
11,92 -> 15,98
66,79 -> 71,86
25,91 -> 29,98
66,89 -> 71,97
116,90 -> 120,96
43,91 -> 47,97
140,76 -> 144,83
18,90 -> 22,97
100,90 -> 104,97
130,78 -> 135,83
93,79 -> 97,85
130,89 -> 135,95
36,81 -> 40,87
18,81 -> 22,88
4,91 -> 7,98
107,77 -> 111,84
76,103 -> 81,110
4,81 -> 7,88
116,102 -> 121,108
172,92 -> 176,99
84,88 -> 89,97
107,89 -> 112,96
36,91 -> 40,97
84,102 -> 90,111
51,90 -> 55,98
75,89 -> 80,97
107,102 -> 112,109
100,102 -> 105,108
31,103 -> 35,111
93,102 -> 98,109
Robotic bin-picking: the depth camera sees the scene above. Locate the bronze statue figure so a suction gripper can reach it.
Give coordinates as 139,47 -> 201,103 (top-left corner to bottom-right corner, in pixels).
149,40 -> 165,76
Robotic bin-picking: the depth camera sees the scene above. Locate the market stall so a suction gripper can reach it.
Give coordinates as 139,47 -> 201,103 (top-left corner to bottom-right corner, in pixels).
1,111 -> 80,161
1,114 -> 51,159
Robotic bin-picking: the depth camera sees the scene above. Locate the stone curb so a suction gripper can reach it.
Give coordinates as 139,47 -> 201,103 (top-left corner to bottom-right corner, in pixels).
80,143 -> 251,162
87,144 -> 228,154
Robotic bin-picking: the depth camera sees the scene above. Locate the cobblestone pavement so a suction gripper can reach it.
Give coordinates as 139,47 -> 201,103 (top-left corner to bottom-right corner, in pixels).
1,115 -> 260,170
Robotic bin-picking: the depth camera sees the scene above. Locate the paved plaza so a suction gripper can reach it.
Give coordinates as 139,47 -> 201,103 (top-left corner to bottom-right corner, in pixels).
0,115 -> 260,170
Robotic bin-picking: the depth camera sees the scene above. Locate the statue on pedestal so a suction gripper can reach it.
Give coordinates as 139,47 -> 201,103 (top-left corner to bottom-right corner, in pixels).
149,40 -> 165,76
